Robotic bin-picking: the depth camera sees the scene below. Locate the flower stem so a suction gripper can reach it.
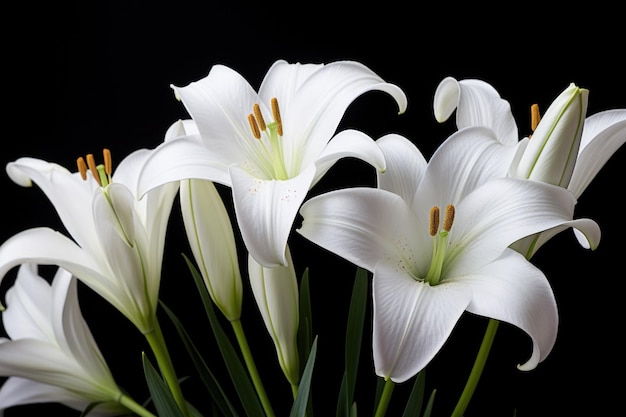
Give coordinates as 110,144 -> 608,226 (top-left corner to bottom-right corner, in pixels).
144,320 -> 190,417
450,318 -> 499,417
118,393 -> 158,417
374,378 -> 395,417
231,319 -> 276,417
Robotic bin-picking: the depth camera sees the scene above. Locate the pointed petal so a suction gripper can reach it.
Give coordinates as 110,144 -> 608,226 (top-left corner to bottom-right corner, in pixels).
512,217 -> 601,258
0,377 -> 91,415
6,157 -> 100,251
376,134 -> 428,206
312,129 -> 386,186
461,250 -> 558,370
137,135 -> 231,197
230,165 -> 315,267
568,109 -> 626,198
172,64 -> 259,144
274,60 -> 407,156
447,178 -> 577,275
372,261 -> 472,382
180,179 -> 243,320
3,264 -> 53,341
417,126 -> 520,211
433,77 -> 519,145
298,188 -> 429,272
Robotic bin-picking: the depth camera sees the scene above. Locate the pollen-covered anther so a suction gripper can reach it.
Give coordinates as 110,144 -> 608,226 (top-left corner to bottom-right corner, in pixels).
530,103 -> 541,137
443,204 -> 455,232
429,206 -> 440,236
253,103 -> 267,131
248,114 -> 261,139
86,154 -> 100,186
103,148 -> 112,176
271,97 -> 283,136
77,157 -> 88,180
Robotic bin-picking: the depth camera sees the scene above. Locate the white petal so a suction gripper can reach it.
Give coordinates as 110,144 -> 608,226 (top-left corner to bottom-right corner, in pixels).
433,77 -> 519,145
416,126 -> 520,211
137,135 -> 231,198
172,64 -> 260,147
447,178 -> 577,276
0,377 -> 90,415
313,129 -> 386,186
376,134 -> 428,206
276,60 -> 407,158
298,188 -> 429,273
461,250 -> 558,370
568,109 -> 626,198
6,157 -> 100,251
230,165 -> 315,267
372,261 -> 472,382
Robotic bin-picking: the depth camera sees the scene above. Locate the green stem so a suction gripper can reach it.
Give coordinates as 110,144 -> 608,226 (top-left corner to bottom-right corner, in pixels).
231,319 -> 276,417
118,393 -> 158,417
374,378 -> 395,417
450,318 -> 500,417
144,319 -> 190,417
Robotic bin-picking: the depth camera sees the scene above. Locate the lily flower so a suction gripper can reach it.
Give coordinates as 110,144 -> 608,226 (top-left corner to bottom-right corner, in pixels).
137,59 -> 408,267
0,264 -> 153,417
248,246 -> 300,388
433,77 -> 626,257
0,146 -> 178,334
297,129 -> 581,382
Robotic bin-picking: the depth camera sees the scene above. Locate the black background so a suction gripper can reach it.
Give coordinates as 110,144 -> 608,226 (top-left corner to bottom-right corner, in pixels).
2,2 -> 625,417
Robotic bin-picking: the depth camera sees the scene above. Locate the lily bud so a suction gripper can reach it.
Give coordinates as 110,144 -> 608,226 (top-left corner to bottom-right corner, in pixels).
248,246 -> 300,386
513,83 -> 589,188
180,179 -> 243,321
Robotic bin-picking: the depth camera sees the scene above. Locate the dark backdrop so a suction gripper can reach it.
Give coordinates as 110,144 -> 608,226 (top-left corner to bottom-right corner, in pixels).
2,2 -> 624,417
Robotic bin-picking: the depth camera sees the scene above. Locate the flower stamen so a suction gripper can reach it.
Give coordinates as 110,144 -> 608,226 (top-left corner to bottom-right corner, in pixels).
425,204 -> 455,285
271,97 -> 283,136
76,149 -> 113,187
529,103 -> 541,138
253,103 -> 267,132
248,114 -> 261,139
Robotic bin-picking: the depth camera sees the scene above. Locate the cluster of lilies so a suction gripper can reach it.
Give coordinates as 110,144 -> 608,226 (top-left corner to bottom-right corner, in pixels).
0,59 -> 624,417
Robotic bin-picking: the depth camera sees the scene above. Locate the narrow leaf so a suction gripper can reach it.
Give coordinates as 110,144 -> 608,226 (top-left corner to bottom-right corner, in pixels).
337,267 -> 368,417
142,352 -> 186,417
289,336 -> 318,417
160,300 -> 239,417
297,268 -> 314,417
182,253 -> 265,417
402,371 -> 426,417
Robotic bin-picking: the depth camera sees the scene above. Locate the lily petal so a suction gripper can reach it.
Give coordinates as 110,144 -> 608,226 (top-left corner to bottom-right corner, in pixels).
313,129 -> 387,186
298,188 -> 428,273
372,261 -> 471,382
461,249 -> 558,370
231,165 -> 316,267
433,77 -> 519,145
376,134 -> 428,206
568,109 -> 626,198
137,135 -> 231,197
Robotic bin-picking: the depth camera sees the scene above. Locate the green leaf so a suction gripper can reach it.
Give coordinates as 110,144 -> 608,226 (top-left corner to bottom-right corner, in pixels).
142,352 -> 186,417
402,371 -> 426,417
421,389 -> 437,417
337,267 -> 369,417
289,336 -> 318,417
160,300 -> 239,417
297,268 -> 314,417
182,253 -> 265,417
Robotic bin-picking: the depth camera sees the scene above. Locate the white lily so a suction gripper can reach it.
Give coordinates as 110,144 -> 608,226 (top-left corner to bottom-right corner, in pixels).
0,264 -> 153,417
298,129 -> 581,383
0,146 -> 178,334
434,77 -> 626,257
137,59 -> 408,267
